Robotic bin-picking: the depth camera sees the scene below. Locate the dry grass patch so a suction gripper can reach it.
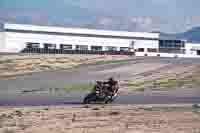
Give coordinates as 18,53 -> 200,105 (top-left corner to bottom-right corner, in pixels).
141,104 -> 200,113
0,59 -> 13,64
127,78 -> 200,91
0,55 -> 131,78
94,60 -> 129,65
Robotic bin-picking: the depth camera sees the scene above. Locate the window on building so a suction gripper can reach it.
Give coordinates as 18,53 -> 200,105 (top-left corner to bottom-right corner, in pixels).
26,42 -> 40,48
43,43 -> 56,49
106,46 -> 118,51
147,48 -> 157,52
181,43 -> 185,48
76,45 -> 88,50
159,40 -> 185,48
60,44 -> 72,50
91,46 -> 102,51
120,47 -> 129,51
158,40 -> 186,54
174,44 -> 180,48
159,48 -> 185,54
197,50 -> 200,55
137,48 -> 144,52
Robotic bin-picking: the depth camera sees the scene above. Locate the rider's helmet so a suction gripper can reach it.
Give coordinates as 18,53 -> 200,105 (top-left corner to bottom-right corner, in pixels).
108,77 -> 114,81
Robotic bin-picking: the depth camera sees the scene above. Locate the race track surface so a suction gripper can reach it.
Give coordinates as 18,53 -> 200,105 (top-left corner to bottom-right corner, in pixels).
1,57 -> 200,106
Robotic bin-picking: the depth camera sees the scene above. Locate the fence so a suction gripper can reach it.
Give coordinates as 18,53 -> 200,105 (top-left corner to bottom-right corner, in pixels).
21,48 -> 135,55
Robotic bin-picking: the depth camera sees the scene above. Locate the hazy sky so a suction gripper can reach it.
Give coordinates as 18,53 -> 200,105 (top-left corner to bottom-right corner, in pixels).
0,0 -> 200,33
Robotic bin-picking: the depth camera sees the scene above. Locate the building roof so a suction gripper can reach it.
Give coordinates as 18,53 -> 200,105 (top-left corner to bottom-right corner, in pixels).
4,23 -> 159,39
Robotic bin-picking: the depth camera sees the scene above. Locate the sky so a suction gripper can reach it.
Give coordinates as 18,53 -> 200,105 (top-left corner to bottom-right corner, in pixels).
0,0 -> 200,33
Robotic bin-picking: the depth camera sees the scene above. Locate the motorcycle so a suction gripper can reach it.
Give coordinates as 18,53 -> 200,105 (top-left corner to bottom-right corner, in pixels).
83,81 -> 119,104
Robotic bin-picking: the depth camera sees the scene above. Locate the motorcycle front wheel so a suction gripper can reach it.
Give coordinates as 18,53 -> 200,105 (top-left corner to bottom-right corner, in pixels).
83,93 -> 96,104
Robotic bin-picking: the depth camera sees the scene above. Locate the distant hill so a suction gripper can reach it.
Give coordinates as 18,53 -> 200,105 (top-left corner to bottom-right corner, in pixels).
158,27 -> 200,43
175,27 -> 200,42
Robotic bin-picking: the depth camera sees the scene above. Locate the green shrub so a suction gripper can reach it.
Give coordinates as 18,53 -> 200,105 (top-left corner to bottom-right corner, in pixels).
95,60 -> 128,65
0,59 -> 13,64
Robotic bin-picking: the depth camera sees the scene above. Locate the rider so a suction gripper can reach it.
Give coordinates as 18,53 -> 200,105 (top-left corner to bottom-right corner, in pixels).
103,77 -> 118,96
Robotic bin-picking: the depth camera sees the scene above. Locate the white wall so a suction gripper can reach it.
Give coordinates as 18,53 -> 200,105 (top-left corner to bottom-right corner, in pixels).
134,39 -> 159,54
0,32 -> 5,52
3,30 -> 200,58
2,31 -> 160,53
185,43 -> 200,56
4,32 -> 134,52
2,23 -> 160,53
134,39 -> 158,49
135,52 -> 191,58
135,52 -> 159,57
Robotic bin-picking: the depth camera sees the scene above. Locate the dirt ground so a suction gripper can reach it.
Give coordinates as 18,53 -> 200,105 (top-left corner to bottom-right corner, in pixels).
0,104 -> 200,133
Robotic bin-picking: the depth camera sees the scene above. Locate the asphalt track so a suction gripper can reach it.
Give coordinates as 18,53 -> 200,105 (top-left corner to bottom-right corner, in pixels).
1,57 -> 200,106
1,92 -> 200,106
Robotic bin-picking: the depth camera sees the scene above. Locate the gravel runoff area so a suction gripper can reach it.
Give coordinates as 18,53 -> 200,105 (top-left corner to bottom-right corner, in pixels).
0,104 -> 200,133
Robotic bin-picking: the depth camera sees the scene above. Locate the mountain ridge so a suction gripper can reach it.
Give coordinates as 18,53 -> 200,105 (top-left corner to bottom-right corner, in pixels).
159,27 -> 200,43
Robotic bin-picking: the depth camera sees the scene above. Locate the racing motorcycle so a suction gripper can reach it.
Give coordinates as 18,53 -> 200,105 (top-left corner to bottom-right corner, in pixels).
83,81 -> 119,104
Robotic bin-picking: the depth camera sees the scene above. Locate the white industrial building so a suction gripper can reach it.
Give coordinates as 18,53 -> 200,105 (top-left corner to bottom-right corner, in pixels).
0,23 -> 200,58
